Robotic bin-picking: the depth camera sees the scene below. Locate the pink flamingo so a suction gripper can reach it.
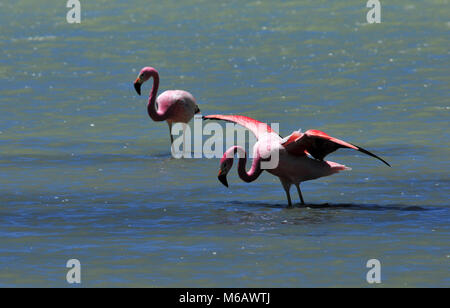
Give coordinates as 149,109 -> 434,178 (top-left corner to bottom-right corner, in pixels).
133,66 -> 200,151
204,115 -> 390,207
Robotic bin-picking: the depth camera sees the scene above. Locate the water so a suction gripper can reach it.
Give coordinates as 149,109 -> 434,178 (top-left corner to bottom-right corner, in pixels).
0,0 -> 449,287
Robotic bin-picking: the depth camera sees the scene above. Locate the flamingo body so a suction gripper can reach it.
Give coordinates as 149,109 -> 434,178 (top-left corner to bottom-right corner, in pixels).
244,135 -> 349,190
156,90 -> 198,124
268,148 -> 349,184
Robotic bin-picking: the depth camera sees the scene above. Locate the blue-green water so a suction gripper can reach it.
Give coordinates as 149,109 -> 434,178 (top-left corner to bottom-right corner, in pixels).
0,0 -> 449,287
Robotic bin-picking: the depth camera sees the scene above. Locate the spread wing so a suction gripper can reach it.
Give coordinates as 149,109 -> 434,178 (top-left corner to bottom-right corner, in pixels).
282,129 -> 391,167
203,115 -> 277,140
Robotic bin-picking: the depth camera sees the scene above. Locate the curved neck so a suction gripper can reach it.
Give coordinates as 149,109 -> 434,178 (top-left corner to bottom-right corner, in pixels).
230,146 -> 263,183
146,70 -> 167,121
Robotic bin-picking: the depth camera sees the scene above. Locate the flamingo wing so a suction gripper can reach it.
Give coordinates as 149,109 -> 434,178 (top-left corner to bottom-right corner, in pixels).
203,115 -> 277,140
282,129 -> 391,167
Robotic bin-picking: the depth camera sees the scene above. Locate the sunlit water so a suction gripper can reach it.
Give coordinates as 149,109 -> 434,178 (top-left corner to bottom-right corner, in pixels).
0,0 -> 449,287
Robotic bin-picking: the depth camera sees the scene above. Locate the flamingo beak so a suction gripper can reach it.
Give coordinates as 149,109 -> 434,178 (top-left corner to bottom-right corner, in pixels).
134,78 -> 142,96
194,105 -> 201,114
218,170 -> 229,188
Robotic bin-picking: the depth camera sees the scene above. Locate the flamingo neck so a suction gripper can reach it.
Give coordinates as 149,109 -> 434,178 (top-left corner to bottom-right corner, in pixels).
229,146 -> 263,183
146,69 -> 166,121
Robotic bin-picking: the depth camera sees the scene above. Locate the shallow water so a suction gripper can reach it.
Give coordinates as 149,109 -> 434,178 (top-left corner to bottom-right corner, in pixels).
0,0 -> 449,287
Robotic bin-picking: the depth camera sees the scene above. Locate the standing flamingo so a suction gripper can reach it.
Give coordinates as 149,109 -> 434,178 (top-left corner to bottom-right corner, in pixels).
133,66 -> 200,152
204,115 -> 390,207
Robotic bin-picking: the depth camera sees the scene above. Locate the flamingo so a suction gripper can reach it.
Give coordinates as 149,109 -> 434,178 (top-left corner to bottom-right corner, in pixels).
133,66 -> 200,152
204,115 -> 390,207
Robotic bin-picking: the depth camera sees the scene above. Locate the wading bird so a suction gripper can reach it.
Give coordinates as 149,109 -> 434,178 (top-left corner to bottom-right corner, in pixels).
204,115 -> 390,207
133,66 -> 200,152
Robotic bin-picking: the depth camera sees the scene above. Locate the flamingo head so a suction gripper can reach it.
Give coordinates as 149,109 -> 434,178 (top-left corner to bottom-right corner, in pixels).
217,153 -> 234,188
133,67 -> 156,96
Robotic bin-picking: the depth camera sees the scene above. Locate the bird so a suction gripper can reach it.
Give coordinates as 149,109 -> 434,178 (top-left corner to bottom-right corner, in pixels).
133,66 -> 200,153
204,114 -> 390,207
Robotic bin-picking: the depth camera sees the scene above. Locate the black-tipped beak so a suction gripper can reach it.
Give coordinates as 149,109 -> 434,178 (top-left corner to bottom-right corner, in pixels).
218,171 -> 229,188
134,79 -> 142,96
195,105 -> 201,114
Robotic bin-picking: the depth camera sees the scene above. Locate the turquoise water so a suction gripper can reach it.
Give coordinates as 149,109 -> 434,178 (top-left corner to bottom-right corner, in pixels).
0,0 -> 449,287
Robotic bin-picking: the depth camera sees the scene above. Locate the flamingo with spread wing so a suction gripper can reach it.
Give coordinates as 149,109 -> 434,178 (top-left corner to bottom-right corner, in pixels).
204,115 -> 390,207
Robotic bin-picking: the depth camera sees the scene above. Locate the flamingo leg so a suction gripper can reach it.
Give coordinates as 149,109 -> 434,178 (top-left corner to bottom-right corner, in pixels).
168,122 -> 174,155
280,178 -> 293,208
295,184 -> 305,206
182,123 -> 187,156
285,189 -> 293,208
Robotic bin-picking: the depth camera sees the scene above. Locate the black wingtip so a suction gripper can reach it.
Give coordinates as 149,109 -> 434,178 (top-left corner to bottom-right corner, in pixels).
351,143 -> 391,167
